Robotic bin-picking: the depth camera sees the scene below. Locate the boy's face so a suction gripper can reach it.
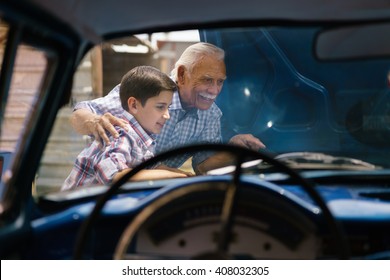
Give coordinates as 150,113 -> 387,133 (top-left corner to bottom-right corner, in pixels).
129,90 -> 172,134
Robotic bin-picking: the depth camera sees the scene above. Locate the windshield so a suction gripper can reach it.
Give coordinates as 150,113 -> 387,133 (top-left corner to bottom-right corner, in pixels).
207,27 -> 390,168
23,26 -> 390,198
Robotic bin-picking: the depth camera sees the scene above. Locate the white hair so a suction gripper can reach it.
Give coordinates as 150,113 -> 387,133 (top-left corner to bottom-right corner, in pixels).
170,42 -> 225,81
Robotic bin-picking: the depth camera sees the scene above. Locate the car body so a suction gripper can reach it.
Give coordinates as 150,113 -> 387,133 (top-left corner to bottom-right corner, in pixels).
1,0 -> 390,260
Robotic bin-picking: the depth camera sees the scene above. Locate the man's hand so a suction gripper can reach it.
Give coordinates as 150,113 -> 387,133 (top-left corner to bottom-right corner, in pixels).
86,112 -> 128,147
71,109 -> 128,148
228,134 -> 266,150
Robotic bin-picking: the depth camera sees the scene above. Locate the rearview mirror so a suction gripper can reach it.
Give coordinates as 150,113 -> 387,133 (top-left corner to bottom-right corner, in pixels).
315,23 -> 390,60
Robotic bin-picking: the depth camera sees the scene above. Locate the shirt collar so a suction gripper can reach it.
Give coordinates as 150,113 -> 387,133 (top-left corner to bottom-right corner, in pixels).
121,110 -> 156,147
170,91 -> 199,119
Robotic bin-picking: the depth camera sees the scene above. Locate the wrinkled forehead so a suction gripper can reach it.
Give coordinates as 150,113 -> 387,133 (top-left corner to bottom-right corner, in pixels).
191,55 -> 227,79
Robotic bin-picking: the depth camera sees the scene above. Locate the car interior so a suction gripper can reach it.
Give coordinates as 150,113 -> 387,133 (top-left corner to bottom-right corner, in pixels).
1,0 -> 390,260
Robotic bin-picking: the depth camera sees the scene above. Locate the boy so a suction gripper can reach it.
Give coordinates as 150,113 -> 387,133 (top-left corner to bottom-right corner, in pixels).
62,66 -> 190,191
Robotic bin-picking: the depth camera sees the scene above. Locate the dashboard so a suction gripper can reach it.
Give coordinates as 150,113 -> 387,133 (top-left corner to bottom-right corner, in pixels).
32,171 -> 390,260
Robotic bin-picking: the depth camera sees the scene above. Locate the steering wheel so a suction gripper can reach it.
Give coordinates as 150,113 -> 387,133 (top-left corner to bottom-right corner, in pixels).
73,144 -> 349,259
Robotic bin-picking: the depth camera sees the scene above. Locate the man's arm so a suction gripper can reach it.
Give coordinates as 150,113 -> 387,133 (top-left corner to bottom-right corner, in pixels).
194,134 -> 266,175
221,114 -> 266,150
113,168 -> 191,182
70,109 -> 128,148
229,134 -> 266,150
194,152 -> 234,175
70,84 -> 128,147
191,105 -> 266,174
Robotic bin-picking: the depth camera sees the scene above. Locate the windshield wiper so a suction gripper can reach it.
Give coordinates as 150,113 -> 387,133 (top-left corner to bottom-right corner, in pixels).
207,152 -> 381,175
274,152 -> 381,171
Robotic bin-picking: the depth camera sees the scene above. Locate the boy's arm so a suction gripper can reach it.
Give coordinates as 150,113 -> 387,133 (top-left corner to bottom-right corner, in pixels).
113,168 -> 191,183
155,164 -> 195,177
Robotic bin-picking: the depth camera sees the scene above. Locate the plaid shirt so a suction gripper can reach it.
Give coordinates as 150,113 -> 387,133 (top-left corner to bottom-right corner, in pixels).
62,110 -> 156,190
74,84 -> 222,169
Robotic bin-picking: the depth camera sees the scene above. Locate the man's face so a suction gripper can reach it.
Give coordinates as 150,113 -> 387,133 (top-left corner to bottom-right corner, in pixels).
178,55 -> 226,110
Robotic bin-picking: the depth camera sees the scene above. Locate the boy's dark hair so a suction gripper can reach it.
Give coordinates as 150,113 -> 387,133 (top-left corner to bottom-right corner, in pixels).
119,65 -> 177,110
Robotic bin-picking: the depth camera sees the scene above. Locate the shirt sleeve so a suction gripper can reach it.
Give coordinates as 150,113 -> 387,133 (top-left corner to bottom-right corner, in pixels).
93,128 -> 137,185
73,84 -> 125,116
191,106 -> 223,168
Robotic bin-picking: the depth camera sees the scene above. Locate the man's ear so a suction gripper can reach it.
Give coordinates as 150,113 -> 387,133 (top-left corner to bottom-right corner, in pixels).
127,97 -> 138,114
177,65 -> 186,85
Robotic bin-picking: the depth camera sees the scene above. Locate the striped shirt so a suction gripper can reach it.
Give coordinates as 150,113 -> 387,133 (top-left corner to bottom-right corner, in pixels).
74,84 -> 222,169
62,110 -> 156,190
